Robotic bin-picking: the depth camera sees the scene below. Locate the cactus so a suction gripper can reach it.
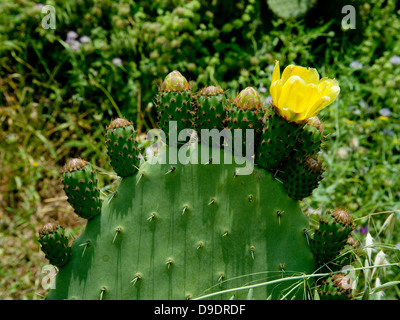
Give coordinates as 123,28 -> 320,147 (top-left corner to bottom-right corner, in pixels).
38,67 -> 359,300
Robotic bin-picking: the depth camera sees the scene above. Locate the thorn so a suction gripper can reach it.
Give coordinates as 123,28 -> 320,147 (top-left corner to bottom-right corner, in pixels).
222,230 -> 229,237
277,210 -> 284,225
79,241 -> 91,257
108,191 -> 117,203
250,246 -> 255,260
234,169 -> 239,178
303,229 -> 310,246
147,212 -> 157,222
99,287 -> 106,300
130,274 -> 141,286
113,226 -> 122,244
182,205 -> 188,215
280,263 -> 285,278
166,258 -> 173,269
203,158 -> 213,165
248,195 -> 253,202
197,241 -> 203,249
136,170 -> 145,185
218,273 -> 224,284
165,166 -> 176,175
208,198 -> 216,206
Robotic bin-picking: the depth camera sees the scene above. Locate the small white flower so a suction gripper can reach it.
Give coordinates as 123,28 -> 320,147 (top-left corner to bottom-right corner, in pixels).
112,57 -> 123,67
389,55 -> 400,65
79,36 -> 91,44
350,61 -> 363,69
67,31 -> 78,41
379,108 -> 391,117
69,41 -> 81,51
336,147 -> 349,160
259,86 -> 267,93
264,95 -> 272,105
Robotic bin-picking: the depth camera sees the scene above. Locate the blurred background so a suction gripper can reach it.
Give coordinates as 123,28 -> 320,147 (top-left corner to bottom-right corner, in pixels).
0,0 -> 399,299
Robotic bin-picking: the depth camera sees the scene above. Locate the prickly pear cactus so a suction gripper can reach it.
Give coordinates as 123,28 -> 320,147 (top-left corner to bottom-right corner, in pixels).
39,67 -> 358,300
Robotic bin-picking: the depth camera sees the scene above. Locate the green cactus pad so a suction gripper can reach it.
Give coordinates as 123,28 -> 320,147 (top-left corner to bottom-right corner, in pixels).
61,158 -> 101,220
105,118 -> 141,177
193,86 -> 228,131
38,223 -> 71,268
311,209 -> 355,266
46,143 -> 316,300
281,156 -> 325,201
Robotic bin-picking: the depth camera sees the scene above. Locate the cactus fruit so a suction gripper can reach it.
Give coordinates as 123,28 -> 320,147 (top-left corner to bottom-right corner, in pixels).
105,118 -> 141,177
293,117 -> 326,160
155,71 -> 193,140
193,85 -> 228,131
38,68 -> 359,300
282,156 -> 325,201
256,107 -> 305,170
226,87 -> 265,157
317,273 -> 353,300
38,223 -> 71,268
61,158 -> 101,220
311,209 -> 355,266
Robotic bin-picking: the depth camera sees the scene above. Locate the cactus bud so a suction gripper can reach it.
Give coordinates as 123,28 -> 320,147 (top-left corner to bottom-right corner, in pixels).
160,71 -> 191,92
234,87 -> 262,110
39,223 -> 71,268
105,117 -> 140,177
62,158 -> 101,220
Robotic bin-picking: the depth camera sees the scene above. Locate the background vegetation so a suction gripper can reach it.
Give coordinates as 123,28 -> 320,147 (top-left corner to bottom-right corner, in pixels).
0,0 -> 399,299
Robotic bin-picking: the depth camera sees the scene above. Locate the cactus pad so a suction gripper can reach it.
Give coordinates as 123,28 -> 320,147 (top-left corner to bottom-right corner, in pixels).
46,144 -> 316,300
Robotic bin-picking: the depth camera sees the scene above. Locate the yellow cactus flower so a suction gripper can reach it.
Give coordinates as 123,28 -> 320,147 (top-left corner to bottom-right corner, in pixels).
269,61 -> 340,122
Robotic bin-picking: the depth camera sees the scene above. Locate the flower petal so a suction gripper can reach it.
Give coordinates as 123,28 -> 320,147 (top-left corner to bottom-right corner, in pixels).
271,60 -> 280,84
277,75 -> 307,112
269,80 -> 282,106
303,96 -> 331,119
281,65 -> 320,85
318,78 -> 340,103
